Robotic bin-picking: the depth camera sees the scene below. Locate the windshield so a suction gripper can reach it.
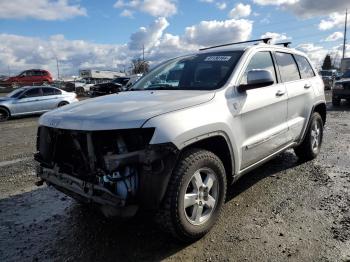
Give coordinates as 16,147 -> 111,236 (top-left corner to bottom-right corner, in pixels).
6,88 -> 25,98
341,70 -> 350,78
131,51 -> 243,91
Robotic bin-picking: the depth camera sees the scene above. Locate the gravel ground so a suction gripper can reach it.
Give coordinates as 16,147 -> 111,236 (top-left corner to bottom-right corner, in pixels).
0,93 -> 349,261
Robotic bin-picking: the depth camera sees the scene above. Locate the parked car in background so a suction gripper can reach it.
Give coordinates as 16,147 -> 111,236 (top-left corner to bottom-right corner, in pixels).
319,69 -> 337,90
332,70 -> 350,106
35,39 -> 326,242
89,74 -> 142,97
0,69 -> 53,88
0,86 -> 78,121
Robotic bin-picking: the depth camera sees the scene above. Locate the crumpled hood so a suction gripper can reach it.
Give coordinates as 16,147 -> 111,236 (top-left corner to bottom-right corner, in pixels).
40,90 -> 215,130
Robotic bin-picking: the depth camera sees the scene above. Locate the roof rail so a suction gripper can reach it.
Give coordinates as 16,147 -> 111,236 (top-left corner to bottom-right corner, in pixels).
199,38 -> 272,51
275,41 -> 291,47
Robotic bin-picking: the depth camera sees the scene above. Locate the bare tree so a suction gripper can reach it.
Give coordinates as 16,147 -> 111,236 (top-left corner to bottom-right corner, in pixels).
131,58 -> 149,74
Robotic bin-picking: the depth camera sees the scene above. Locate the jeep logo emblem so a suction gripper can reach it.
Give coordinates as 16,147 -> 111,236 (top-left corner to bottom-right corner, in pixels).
49,119 -> 60,127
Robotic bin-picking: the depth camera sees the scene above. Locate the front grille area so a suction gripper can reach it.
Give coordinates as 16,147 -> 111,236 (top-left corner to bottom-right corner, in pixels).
35,126 -> 155,181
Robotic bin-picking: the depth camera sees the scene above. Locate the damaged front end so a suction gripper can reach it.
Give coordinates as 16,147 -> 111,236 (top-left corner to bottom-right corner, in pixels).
35,126 -> 179,217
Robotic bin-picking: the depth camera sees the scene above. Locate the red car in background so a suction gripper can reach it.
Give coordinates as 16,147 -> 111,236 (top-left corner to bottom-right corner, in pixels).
1,69 -> 53,88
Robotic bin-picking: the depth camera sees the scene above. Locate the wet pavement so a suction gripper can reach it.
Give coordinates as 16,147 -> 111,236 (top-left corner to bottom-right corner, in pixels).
0,97 -> 349,261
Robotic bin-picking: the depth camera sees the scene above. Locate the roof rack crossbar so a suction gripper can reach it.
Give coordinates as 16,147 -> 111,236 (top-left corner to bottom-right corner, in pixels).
275,41 -> 291,47
199,38 -> 272,51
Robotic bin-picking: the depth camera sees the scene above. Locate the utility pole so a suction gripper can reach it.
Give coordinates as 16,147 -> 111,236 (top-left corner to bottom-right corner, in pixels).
142,44 -> 145,61
7,65 -> 10,77
55,56 -> 60,80
343,9 -> 348,59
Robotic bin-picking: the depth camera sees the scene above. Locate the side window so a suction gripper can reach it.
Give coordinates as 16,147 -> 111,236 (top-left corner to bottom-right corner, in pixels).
294,55 -> 315,79
42,87 -> 55,96
240,52 -> 277,85
54,89 -> 62,95
275,52 -> 301,82
23,88 -> 42,98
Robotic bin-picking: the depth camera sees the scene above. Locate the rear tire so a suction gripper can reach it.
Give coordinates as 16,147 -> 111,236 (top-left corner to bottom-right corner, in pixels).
58,101 -> 69,107
332,96 -> 341,106
156,149 -> 227,242
0,107 -> 10,122
294,112 -> 323,161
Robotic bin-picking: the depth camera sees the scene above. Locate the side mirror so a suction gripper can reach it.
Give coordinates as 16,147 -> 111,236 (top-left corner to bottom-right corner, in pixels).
238,69 -> 274,92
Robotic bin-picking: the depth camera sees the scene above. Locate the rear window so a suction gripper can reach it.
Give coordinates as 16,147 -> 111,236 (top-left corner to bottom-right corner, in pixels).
42,87 -> 55,96
275,52 -> 301,82
294,55 -> 315,79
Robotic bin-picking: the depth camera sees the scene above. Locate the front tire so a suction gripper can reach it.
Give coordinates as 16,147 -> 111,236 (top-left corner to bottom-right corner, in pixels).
0,107 -> 10,122
294,112 -> 323,161
58,101 -> 69,107
157,149 -> 227,242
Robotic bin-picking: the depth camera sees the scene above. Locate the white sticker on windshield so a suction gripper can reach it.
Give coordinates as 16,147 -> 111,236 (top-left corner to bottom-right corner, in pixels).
204,56 -> 232,62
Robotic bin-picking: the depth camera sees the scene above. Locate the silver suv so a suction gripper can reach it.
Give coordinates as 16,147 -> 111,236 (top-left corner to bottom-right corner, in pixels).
35,39 -> 326,242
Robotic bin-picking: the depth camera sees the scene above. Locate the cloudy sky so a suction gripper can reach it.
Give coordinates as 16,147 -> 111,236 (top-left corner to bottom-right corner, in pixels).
0,0 -> 349,78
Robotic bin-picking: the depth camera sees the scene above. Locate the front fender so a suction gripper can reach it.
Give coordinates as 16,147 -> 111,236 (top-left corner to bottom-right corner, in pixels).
142,101 -> 240,174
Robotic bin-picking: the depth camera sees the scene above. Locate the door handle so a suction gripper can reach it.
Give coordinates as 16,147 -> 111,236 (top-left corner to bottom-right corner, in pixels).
304,84 -> 311,89
275,90 -> 285,97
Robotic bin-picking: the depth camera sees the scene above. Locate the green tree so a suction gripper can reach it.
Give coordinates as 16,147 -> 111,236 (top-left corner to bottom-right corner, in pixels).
131,58 -> 149,74
322,54 -> 332,70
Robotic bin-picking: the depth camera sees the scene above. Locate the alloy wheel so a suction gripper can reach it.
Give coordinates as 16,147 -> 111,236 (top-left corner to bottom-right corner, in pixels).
183,168 -> 219,226
311,120 -> 321,153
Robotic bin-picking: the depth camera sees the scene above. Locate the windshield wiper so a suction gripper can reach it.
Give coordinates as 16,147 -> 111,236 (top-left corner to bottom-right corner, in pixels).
144,84 -> 177,90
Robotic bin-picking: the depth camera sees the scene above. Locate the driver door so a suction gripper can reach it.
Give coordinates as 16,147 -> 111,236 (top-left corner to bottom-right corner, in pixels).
13,88 -> 43,114
236,51 -> 290,169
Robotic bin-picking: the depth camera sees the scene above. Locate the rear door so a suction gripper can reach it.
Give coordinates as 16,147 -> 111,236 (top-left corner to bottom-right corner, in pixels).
274,52 -> 315,141
237,51 -> 290,169
41,87 -> 59,110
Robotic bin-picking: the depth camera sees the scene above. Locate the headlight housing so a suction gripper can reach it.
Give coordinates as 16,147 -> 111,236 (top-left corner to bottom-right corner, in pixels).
333,83 -> 343,90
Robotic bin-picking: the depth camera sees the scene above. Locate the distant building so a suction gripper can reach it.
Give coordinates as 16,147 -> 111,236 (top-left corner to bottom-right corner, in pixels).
340,58 -> 350,73
79,69 -> 125,80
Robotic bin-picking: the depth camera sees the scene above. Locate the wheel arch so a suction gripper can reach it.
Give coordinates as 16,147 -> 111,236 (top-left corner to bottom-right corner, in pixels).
179,132 -> 236,183
298,101 -> 326,145
57,100 -> 69,107
313,102 -> 326,125
0,105 -> 11,116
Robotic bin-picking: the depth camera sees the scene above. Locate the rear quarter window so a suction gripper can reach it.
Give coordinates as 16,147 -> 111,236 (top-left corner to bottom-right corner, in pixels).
294,55 -> 315,79
54,89 -> 62,95
275,52 -> 301,82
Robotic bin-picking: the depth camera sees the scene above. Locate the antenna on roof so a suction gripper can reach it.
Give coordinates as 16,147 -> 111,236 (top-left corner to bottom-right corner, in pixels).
275,41 -> 291,47
199,38 -> 272,51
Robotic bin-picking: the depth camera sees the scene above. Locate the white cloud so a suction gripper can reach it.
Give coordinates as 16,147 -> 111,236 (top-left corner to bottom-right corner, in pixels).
324,32 -> 344,42
128,17 -> 169,50
319,12 -> 345,31
120,9 -> 134,18
260,32 -> 290,43
253,0 -> 298,5
0,16 -> 253,77
184,19 -> 253,47
114,0 -> 177,17
216,2 -> 227,10
229,3 -> 251,19
254,0 -> 348,18
0,0 -> 86,20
